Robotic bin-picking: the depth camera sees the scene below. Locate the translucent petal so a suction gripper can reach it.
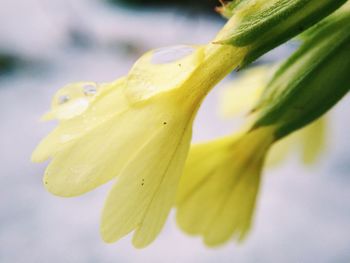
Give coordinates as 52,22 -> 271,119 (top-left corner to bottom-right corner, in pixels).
300,117 -> 326,164
101,118 -> 192,248
42,100 -> 174,197
219,66 -> 273,118
266,133 -> 296,166
132,127 -> 191,248
32,78 -> 128,162
265,117 -> 326,166
42,82 -> 101,121
176,139 -> 232,236
125,45 -> 205,102
176,127 -> 274,246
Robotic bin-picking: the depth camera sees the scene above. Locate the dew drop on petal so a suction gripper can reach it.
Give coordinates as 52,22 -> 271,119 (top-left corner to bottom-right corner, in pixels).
151,45 -> 196,65
125,45 -> 204,102
58,95 -> 70,105
50,82 -> 100,120
83,84 -> 98,96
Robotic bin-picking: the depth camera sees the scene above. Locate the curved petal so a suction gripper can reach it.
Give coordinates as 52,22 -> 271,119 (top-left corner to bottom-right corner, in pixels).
101,119 -> 192,248
300,117 -> 326,164
219,66 -> 272,118
176,128 -> 274,246
266,133 -> 295,166
32,78 -> 129,163
42,98 -> 179,197
125,45 -> 205,102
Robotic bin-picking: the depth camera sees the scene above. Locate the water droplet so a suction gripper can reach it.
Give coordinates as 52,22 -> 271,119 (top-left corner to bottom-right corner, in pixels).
52,82 -> 98,120
83,84 -> 98,96
151,45 -> 196,64
58,95 -> 70,104
125,45 -> 204,102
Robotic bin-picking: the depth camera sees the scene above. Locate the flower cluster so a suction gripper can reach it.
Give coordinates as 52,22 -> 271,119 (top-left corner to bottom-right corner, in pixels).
33,0 -> 350,248
177,2 -> 350,246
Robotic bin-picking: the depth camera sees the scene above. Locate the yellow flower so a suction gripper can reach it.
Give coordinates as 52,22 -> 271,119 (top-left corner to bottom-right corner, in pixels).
176,66 -> 327,247
32,0 -> 343,248
219,65 -> 327,166
177,5 -> 350,245
176,127 -> 275,246
33,42 -> 248,248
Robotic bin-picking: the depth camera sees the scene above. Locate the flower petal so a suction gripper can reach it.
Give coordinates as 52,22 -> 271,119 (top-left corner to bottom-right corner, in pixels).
42,101 -> 170,197
125,45 -> 205,102
266,133 -> 295,166
176,127 -> 274,246
219,66 -> 274,118
31,78 -> 128,163
300,117 -> 326,164
101,121 -> 192,248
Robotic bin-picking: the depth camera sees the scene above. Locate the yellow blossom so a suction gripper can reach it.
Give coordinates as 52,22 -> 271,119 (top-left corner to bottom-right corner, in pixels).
176,3 -> 350,246
219,65 -> 327,166
176,66 -> 327,247
33,41 -> 248,248
176,113 -> 326,246
176,127 -> 274,246
32,0 -> 346,248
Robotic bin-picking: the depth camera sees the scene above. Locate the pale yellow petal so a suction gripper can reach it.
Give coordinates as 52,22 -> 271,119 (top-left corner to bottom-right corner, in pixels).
300,117 -> 327,164
176,127 -> 274,246
132,127 -> 192,248
176,138 -> 232,235
43,81 -> 103,121
31,78 -> 128,163
265,117 -> 326,166
42,100 -> 173,197
101,120 -> 192,248
219,66 -> 272,118
266,133 -> 296,166
203,168 -> 261,246
125,45 -> 205,102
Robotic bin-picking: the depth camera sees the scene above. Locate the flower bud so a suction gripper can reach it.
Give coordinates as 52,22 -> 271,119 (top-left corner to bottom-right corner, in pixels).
252,4 -> 350,139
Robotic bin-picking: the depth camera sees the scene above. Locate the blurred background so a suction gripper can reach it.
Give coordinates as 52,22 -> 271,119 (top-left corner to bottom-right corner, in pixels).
1,0 -> 350,262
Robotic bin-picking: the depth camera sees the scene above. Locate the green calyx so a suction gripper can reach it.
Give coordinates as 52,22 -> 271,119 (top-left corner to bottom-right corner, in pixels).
218,0 -> 347,67
251,4 -> 350,140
